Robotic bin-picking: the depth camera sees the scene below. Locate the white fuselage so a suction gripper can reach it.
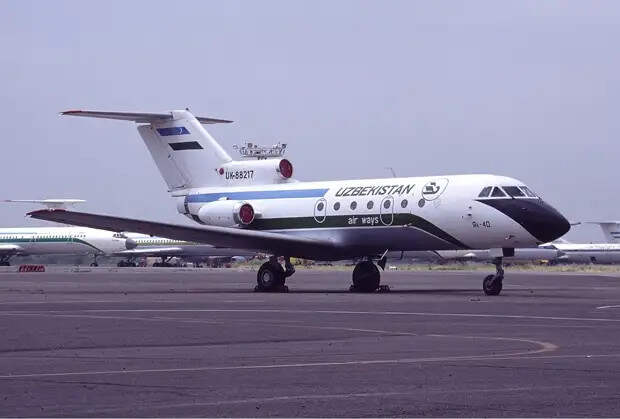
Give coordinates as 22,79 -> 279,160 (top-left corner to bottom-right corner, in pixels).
0,227 -> 128,257
553,243 -> 620,264
174,173 -> 568,259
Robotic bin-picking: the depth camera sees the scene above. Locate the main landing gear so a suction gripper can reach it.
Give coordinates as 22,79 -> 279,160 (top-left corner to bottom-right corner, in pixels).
255,256 -> 295,292
90,255 -> 99,267
483,257 -> 504,296
0,256 -> 10,267
350,257 -> 390,293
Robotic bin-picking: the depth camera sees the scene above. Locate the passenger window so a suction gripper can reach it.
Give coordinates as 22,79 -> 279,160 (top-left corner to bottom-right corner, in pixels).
350,201 -> 357,210
491,187 -> 506,197
316,202 -> 324,211
401,199 -> 408,208
383,200 -> 391,209
478,186 -> 492,198
367,201 -> 374,210
333,202 -> 340,211
503,186 -> 525,197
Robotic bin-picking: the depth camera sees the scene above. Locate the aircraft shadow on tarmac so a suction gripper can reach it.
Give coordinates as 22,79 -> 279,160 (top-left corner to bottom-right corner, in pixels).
29,288 -> 479,295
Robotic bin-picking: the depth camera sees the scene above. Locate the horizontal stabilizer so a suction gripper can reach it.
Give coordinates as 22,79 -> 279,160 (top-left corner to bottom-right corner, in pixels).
5,199 -> 85,210
61,110 -> 233,125
28,210 -> 341,260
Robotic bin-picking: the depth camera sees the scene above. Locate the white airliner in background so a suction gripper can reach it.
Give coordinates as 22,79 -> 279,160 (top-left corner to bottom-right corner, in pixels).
538,222 -> 620,264
0,226 -> 135,266
117,234 -> 256,267
586,221 -> 620,243
29,109 -> 570,295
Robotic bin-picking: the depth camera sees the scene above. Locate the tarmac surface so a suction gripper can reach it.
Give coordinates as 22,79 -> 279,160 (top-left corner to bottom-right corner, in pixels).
1,267 -> 619,417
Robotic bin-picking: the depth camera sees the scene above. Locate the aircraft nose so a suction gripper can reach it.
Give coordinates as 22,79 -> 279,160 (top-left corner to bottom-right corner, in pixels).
478,198 -> 570,243
125,238 -> 138,250
531,201 -> 571,243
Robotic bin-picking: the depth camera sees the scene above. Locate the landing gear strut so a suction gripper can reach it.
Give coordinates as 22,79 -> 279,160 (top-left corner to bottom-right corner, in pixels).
350,259 -> 389,293
255,256 -> 294,292
90,255 -> 99,267
483,257 -> 504,296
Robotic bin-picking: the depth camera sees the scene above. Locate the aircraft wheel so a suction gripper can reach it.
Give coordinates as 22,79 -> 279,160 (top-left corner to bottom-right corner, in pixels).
483,274 -> 502,296
351,261 -> 381,293
0,262 -> 10,266
90,262 -> 98,267
256,261 -> 286,292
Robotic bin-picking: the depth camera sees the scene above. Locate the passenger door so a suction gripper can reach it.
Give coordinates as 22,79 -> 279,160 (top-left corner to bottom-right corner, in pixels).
380,196 -> 394,226
314,198 -> 327,224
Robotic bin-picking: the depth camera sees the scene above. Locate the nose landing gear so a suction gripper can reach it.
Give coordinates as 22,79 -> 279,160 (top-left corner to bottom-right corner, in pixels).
483,257 -> 504,296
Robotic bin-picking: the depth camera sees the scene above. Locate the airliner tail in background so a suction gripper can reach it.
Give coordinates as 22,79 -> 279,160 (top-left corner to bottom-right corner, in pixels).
586,221 -> 620,243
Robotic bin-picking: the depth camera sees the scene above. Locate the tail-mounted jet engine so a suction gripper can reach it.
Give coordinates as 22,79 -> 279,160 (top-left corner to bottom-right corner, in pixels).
197,201 -> 256,227
217,158 -> 294,185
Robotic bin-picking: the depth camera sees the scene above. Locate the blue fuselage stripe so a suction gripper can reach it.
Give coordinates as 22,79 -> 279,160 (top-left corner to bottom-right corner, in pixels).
187,188 -> 329,203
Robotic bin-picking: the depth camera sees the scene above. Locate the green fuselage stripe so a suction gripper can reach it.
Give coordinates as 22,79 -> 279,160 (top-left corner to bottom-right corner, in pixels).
246,213 -> 468,248
0,237 -> 102,253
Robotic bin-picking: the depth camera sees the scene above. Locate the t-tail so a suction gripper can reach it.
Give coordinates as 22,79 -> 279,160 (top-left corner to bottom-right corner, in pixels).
62,110 -> 295,193
585,221 -> 620,243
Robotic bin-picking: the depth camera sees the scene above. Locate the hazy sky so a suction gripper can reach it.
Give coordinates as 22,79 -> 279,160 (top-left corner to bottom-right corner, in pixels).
1,0 -> 619,242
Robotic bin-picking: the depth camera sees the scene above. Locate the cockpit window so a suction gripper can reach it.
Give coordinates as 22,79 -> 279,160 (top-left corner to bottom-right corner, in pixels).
478,186 -> 492,198
502,186 -> 525,197
491,187 -> 506,197
520,186 -> 537,198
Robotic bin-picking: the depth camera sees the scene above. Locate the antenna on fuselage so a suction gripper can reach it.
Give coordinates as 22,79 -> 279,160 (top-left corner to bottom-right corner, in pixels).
233,142 -> 287,160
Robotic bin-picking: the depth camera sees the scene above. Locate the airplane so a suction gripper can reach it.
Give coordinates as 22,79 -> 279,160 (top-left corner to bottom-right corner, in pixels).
0,226 -> 136,266
116,233 -> 257,267
536,221 -> 620,264
28,109 -> 570,295
0,199 -> 137,266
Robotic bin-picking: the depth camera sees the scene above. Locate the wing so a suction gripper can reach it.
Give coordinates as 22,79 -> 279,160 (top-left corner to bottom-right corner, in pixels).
28,210 -> 341,260
61,110 -> 232,125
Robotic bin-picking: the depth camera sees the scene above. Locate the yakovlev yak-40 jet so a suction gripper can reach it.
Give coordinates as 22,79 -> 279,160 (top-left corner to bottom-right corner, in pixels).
29,110 -> 570,295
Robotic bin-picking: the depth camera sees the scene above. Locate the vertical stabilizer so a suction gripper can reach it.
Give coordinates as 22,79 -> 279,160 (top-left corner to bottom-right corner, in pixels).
587,222 -> 620,243
138,110 -> 233,190
61,109 -> 233,191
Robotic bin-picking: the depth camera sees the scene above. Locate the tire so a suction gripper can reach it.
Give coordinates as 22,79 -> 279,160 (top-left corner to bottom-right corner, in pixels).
90,263 -> 98,267
257,262 -> 285,291
483,274 -> 502,296
352,261 -> 381,293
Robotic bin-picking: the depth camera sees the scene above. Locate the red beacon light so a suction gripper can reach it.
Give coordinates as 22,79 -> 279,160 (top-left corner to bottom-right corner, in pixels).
278,159 -> 293,179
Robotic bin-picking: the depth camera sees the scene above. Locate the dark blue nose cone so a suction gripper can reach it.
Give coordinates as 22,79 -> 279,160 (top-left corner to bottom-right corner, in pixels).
478,199 -> 571,243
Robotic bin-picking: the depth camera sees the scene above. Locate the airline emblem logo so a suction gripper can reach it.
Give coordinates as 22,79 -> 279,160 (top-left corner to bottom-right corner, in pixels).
422,178 -> 449,201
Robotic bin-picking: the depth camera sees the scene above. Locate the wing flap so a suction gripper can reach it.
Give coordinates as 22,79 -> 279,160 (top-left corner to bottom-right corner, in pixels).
61,110 -> 233,125
28,210 -> 341,260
